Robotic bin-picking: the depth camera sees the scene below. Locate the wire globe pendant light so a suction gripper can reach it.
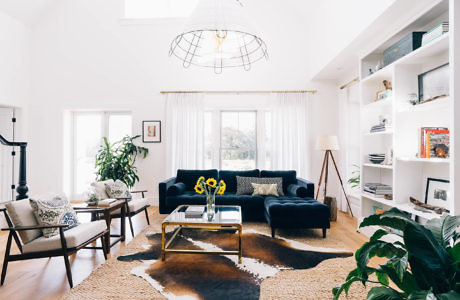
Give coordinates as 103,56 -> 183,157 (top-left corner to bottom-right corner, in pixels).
169,0 -> 268,73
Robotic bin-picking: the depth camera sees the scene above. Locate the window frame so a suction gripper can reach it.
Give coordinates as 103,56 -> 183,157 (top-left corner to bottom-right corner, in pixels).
68,111 -> 132,199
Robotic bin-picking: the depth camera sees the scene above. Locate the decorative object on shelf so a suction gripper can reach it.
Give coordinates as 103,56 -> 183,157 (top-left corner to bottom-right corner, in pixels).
370,115 -> 391,134
375,60 -> 383,71
420,127 -> 449,158
418,63 -> 449,103
368,153 -> 385,164
142,120 -> 161,143
410,196 -> 449,215
194,176 -> 226,221
425,177 -> 449,209
372,206 -> 385,215
0,135 -> 28,200
422,22 -> 449,46
347,164 -> 360,189
383,31 -> 425,67
333,208 -> 460,299
385,148 -> 393,165
408,92 -> 419,105
169,0 -> 268,74
368,68 -> 373,75
375,80 -> 392,101
315,135 -> 354,216
324,196 -> 337,221
95,135 -> 149,188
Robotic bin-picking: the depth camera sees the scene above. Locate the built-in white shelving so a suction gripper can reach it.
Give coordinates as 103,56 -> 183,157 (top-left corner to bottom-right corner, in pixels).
358,0 -> 453,237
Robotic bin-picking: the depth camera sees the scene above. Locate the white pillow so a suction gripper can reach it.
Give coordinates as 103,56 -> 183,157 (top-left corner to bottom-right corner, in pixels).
91,179 -> 114,200
105,179 -> 130,198
251,183 -> 279,196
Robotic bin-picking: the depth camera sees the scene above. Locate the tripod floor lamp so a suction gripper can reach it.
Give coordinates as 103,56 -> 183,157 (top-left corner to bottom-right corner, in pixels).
315,135 -> 354,217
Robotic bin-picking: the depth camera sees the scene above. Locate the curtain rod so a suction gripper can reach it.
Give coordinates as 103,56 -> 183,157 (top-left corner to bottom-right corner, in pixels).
339,77 -> 359,90
160,90 -> 317,94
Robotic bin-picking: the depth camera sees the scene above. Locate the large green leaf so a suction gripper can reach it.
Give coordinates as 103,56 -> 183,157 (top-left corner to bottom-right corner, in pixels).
406,290 -> 436,300
404,223 -> 453,293
426,215 -> 460,248
332,275 -> 362,300
367,286 -> 403,300
436,291 -> 460,300
360,208 -> 417,232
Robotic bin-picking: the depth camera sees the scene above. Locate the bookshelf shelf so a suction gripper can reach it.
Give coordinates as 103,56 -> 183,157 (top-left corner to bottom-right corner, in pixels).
363,130 -> 393,136
396,157 -> 450,163
362,97 -> 393,110
363,163 -> 393,169
361,193 -> 395,207
397,97 -> 450,113
395,203 -> 442,220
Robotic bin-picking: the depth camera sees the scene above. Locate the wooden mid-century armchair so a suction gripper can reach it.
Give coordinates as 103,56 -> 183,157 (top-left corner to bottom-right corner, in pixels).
110,190 -> 150,237
0,200 -> 109,288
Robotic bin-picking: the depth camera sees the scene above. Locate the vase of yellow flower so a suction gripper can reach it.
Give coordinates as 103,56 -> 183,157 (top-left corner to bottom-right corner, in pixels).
194,176 -> 226,221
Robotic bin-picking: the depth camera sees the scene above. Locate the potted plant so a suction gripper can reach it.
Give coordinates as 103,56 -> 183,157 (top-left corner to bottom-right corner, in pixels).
333,208 -> 460,299
95,135 -> 148,188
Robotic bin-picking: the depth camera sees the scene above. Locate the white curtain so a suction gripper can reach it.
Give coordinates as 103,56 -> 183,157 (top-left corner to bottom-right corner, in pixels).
270,93 -> 311,179
166,93 -> 205,177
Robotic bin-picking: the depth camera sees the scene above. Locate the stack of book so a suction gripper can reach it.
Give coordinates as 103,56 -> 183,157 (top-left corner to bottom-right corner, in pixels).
422,22 -> 449,46
184,206 -> 205,218
364,183 -> 393,198
420,127 -> 449,158
370,124 -> 391,133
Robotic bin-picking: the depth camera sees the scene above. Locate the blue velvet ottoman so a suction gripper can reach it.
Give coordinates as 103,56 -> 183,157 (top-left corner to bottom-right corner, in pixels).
264,196 -> 331,238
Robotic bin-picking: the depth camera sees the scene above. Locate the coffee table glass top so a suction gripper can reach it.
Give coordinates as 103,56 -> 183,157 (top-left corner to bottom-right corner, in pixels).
164,205 -> 242,225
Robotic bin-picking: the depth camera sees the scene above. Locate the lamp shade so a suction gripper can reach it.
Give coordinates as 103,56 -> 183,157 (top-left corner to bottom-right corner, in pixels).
316,135 -> 340,151
169,0 -> 268,73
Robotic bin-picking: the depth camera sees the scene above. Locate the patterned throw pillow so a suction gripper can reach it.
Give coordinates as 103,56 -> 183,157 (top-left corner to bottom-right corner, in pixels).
29,194 -> 79,238
251,183 -> 279,196
105,179 -> 130,198
236,176 -> 284,196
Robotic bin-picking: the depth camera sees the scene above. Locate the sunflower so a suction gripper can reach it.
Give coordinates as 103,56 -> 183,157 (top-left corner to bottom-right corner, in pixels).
196,176 -> 205,186
217,180 -> 226,195
206,178 -> 217,188
194,184 -> 204,194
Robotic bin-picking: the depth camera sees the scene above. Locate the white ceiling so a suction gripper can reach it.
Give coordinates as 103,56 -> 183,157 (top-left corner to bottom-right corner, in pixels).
0,0 -> 57,26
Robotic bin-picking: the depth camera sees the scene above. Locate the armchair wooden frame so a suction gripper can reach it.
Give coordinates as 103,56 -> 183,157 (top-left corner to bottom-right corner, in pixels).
111,190 -> 150,237
0,208 -> 109,288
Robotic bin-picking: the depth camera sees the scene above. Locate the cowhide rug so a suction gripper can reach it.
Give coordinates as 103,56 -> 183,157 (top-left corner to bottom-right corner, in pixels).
118,229 -> 352,300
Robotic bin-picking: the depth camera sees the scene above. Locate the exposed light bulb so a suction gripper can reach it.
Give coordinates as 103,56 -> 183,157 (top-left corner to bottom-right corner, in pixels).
214,30 -> 227,53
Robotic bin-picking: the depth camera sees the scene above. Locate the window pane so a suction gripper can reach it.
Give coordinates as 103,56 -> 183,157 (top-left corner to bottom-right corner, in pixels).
108,114 -> 132,143
220,112 -> 256,170
74,114 -> 102,194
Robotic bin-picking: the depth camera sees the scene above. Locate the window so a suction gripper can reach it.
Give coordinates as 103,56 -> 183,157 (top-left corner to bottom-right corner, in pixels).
69,112 -> 132,197
220,112 -> 257,170
124,0 -> 198,19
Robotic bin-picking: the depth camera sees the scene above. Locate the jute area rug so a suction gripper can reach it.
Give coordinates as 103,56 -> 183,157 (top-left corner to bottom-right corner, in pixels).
65,211 -> 369,300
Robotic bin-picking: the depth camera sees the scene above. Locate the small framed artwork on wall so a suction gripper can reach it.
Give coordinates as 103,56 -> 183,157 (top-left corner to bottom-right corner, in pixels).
424,177 -> 449,208
143,120 -> 161,143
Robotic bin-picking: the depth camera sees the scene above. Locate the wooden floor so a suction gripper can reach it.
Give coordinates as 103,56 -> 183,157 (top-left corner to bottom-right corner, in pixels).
0,208 -> 369,300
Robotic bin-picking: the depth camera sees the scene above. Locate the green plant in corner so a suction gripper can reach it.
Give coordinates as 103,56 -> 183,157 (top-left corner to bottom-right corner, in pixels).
95,135 -> 148,188
347,164 -> 360,189
332,208 -> 460,299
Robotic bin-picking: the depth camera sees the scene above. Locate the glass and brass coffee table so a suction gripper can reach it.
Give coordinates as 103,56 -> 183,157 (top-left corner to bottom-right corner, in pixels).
161,205 -> 242,263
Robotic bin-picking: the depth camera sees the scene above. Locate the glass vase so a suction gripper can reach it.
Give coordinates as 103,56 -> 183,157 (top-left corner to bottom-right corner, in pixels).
206,194 -> 215,221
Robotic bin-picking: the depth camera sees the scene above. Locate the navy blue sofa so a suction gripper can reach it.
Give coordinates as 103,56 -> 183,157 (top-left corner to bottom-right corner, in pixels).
159,169 -> 312,216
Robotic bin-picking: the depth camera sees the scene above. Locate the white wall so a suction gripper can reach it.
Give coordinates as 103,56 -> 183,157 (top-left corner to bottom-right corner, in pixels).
24,0 -> 341,204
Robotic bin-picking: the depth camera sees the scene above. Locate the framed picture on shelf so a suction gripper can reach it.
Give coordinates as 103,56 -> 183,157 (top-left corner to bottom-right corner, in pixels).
418,63 -> 449,103
142,120 -> 161,143
424,177 -> 449,208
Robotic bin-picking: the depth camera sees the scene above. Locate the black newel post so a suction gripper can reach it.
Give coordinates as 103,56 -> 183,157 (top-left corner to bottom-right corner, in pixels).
0,135 -> 28,200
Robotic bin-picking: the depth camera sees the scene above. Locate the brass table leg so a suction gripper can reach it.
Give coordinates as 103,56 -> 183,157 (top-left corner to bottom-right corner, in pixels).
238,225 -> 242,264
161,223 -> 166,261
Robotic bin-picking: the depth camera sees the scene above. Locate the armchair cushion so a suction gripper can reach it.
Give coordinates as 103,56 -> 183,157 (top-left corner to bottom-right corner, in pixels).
22,220 -> 107,253
5,200 -> 42,244
111,198 -> 149,215
166,182 -> 186,196
287,184 -> 308,198
29,195 -> 80,238
91,179 -> 114,200
105,179 -> 130,198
